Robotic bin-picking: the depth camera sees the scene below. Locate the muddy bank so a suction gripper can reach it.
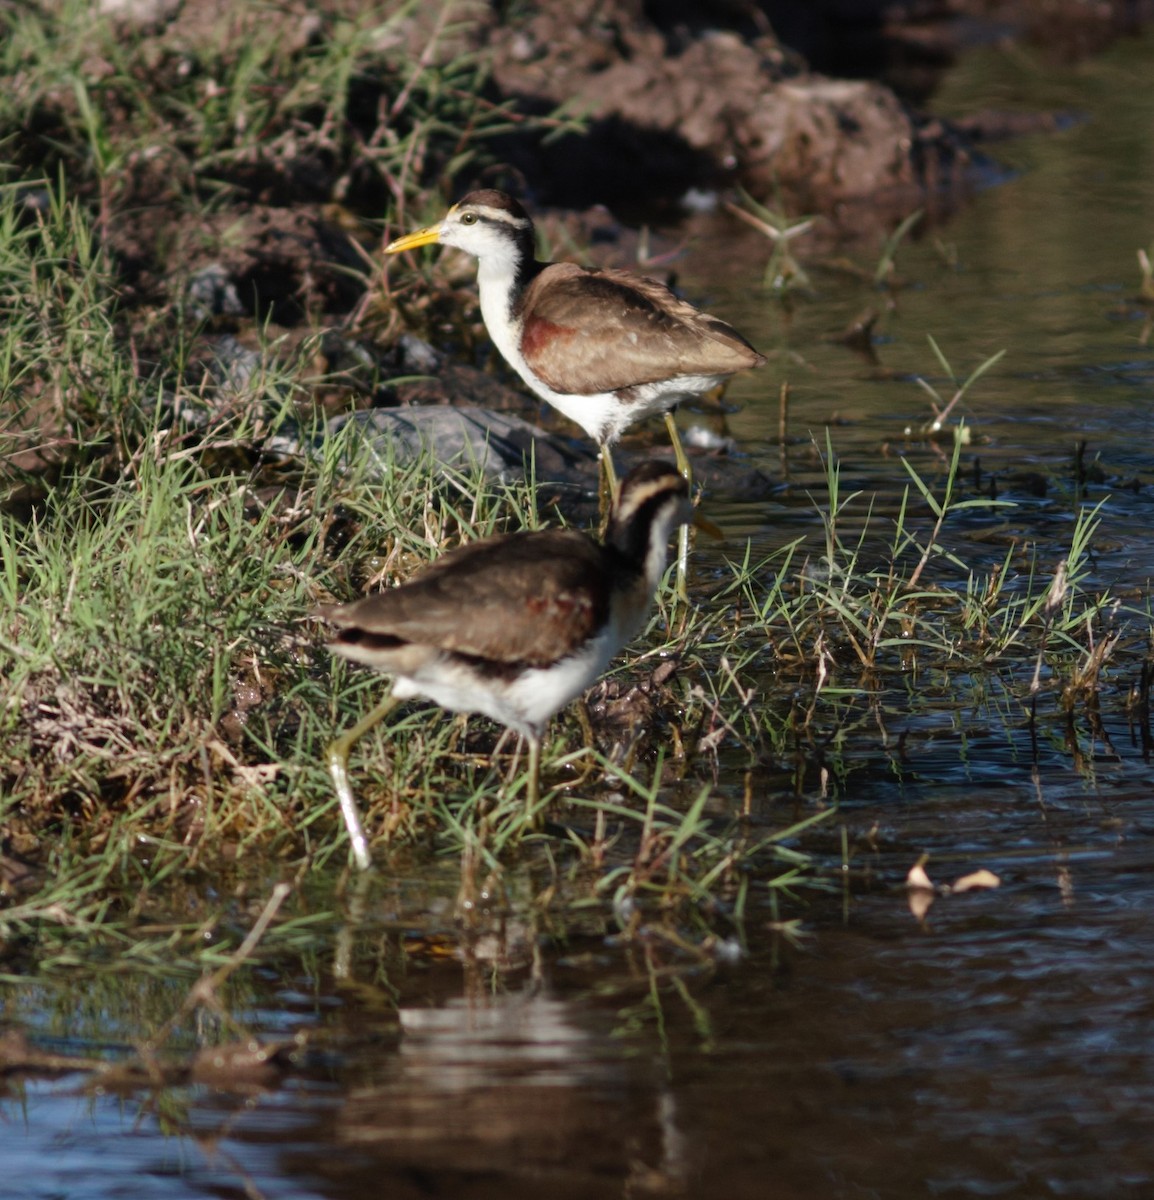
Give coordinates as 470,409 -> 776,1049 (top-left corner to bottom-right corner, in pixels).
451,0 -> 1152,220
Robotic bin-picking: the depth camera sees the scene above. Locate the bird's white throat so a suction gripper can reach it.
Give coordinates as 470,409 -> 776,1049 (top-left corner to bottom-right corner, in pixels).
476,254 -> 525,371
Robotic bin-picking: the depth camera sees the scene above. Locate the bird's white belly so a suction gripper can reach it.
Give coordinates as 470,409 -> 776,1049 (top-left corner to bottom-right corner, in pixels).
504,630 -> 617,728
544,374 -> 728,444
392,628 -> 617,738
485,321 -> 724,445
539,389 -> 630,445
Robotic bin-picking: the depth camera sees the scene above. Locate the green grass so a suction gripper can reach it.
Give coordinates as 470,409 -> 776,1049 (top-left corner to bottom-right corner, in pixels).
0,0 -> 525,209
0,0 -> 1145,984
0,280 -> 1136,977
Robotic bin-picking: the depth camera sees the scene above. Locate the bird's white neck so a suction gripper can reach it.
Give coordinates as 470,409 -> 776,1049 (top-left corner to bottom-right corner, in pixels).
607,496 -> 687,641
640,505 -> 683,599
476,254 -> 527,371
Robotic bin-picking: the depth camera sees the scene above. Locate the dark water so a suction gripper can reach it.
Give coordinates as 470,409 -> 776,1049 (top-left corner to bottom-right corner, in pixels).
6,31 -> 1154,1200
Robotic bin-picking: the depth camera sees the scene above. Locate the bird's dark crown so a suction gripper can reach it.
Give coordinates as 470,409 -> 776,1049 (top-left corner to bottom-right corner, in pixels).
455,189 -> 532,223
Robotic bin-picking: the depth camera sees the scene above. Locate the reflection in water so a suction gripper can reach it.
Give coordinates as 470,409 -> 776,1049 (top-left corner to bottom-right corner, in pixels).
6,713 -> 1154,1200
12,838 -> 1154,1200
0,972 -> 690,1199
302,986 -> 687,1198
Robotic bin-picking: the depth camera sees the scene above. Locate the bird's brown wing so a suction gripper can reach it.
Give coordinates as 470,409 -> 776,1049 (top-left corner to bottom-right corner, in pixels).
518,263 -> 765,396
326,529 -> 611,668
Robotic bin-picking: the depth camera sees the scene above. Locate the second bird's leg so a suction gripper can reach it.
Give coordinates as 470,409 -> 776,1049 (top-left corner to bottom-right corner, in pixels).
496,729 -> 527,795
598,445 -> 620,534
491,727 -> 517,781
526,733 -> 542,817
326,693 -> 400,871
664,409 -> 692,601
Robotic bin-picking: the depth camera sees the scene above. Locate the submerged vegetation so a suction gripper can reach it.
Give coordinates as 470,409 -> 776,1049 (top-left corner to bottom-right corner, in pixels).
0,0 -> 1149,1013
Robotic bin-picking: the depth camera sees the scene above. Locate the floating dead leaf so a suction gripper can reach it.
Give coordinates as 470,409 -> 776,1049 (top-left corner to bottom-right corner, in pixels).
906,858 -> 936,922
950,869 -> 1001,893
906,862 -> 934,891
908,887 -> 934,923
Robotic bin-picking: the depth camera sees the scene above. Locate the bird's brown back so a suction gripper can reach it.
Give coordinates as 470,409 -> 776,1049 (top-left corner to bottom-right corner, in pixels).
518,263 -> 765,396
326,529 -> 622,669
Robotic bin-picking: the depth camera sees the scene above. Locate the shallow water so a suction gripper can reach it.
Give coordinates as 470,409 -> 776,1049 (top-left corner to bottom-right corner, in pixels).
6,31 -> 1154,1200
706,31 -> 1154,588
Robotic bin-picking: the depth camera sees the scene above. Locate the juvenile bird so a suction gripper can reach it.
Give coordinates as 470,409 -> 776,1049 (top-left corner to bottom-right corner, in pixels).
322,460 -> 694,870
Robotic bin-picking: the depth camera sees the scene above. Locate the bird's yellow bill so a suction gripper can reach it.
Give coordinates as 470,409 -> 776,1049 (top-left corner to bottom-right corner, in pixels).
384,224 -> 443,254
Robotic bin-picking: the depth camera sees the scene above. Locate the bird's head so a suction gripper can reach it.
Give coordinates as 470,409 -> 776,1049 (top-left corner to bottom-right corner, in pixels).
385,190 -> 533,263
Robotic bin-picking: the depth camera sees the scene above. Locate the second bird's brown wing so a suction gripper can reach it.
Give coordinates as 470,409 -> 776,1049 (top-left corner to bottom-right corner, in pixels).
327,529 -> 613,668
518,264 -> 765,397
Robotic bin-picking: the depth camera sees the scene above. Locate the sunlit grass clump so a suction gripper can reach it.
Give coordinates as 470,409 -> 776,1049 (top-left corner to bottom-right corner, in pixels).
0,328 -> 1137,974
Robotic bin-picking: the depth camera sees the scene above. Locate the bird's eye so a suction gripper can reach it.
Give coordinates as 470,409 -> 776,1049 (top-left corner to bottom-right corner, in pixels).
460,212 -> 478,225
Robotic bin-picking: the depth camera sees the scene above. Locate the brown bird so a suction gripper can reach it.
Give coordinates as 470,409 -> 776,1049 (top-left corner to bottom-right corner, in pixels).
384,189 -> 764,531
321,460 -> 694,870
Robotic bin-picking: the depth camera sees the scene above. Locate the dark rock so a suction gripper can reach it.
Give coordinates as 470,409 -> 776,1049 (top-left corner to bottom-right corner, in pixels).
291,407 -> 597,491
186,263 -> 245,321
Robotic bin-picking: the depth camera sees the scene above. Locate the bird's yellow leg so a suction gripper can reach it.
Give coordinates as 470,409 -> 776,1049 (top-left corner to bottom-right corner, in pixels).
664,408 -> 692,480
598,446 -> 620,533
492,728 -> 517,782
602,444 -> 620,496
526,733 -> 542,820
664,410 -> 692,601
326,694 -> 400,871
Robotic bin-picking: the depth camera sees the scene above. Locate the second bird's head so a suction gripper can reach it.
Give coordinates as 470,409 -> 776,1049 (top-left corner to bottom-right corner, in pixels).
608,461 -> 695,561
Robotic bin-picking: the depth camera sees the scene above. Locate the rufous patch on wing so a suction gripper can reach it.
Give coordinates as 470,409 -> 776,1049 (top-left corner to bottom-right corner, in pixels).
520,314 -> 575,371
526,591 -> 592,620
